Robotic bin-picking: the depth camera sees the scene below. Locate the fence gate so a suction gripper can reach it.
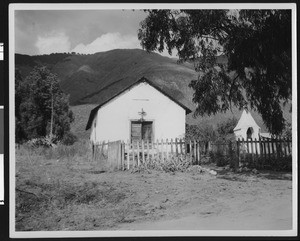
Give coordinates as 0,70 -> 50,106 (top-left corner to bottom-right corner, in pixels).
107,140 -> 123,171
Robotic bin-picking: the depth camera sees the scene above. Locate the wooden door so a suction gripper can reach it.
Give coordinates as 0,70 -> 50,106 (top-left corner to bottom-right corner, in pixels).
131,122 -> 142,142
142,122 -> 152,142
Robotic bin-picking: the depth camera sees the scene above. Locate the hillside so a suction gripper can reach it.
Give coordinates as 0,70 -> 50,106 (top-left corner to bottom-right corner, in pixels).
16,49 -> 197,108
15,49 -> 292,138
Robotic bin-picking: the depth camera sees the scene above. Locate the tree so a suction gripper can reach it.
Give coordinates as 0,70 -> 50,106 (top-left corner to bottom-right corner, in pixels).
216,117 -> 238,142
15,66 -> 74,143
185,123 -> 217,142
138,9 -> 292,135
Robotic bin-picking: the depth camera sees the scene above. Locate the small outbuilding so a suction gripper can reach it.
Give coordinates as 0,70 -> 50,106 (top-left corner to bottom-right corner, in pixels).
233,108 -> 261,140
85,77 -> 192,144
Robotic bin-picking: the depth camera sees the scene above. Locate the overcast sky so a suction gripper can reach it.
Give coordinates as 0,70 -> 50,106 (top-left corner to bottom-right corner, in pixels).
15,10 -> 172,57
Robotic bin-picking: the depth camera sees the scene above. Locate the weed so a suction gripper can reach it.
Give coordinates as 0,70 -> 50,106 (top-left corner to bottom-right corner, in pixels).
130,154 -> 194,173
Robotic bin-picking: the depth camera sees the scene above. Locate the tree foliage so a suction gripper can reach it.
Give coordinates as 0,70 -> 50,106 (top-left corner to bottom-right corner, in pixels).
138,9 -> 292,135
15,66 -> 74,143
185,123 -> 217,142
216,117 -> 238,141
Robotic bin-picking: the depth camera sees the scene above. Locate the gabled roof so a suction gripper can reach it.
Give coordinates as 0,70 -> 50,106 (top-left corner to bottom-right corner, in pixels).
85,77 -> 192,130
233,109 -> 260,131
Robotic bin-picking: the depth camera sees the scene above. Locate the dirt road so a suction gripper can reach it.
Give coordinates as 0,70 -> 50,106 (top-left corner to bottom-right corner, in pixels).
16,156 -> 293,231
116,169 -> 292,230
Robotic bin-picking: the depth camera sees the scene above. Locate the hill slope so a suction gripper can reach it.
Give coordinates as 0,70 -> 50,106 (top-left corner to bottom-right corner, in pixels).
15,49 -> 291,138
16,49 -> 197,108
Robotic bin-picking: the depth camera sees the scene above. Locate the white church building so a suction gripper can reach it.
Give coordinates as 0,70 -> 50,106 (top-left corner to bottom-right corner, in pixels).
85,77 -> 192,144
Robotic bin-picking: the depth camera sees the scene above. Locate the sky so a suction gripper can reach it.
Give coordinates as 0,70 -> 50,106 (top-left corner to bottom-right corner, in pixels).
15,10 -> 174,57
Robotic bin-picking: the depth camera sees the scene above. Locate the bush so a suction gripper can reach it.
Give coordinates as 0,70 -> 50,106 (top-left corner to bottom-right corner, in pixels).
216,117 -> 238,142
61,132 -> 78,145
263,155 -> 292,171
131,154 -> 193,173
185,124 -> 217,142
26,137 -> 55,148
209,151 -> 230,167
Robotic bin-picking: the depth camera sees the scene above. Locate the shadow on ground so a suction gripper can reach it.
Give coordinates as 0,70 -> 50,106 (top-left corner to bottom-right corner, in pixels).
204,163 -> 292,181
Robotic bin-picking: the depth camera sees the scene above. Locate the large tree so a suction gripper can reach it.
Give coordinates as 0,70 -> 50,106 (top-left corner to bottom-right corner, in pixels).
16,66 -> 74,143
138,9 -> 292,135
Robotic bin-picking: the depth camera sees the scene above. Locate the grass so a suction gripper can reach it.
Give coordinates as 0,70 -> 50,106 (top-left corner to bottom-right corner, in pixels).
15,140 -> 132,231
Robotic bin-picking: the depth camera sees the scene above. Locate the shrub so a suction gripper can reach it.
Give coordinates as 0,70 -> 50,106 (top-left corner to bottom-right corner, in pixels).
185,124 -> 217,142
216,117 -> 238,142
61,132 -> 78,145
26,136 -> 55,148
263,155 -> 292,171
131,154 -> 193,173
209,151 -> 230,167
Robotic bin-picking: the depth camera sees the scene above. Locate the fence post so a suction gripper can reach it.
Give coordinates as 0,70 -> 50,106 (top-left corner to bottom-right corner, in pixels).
121,141 -> 125,170
189,140 -> 192,164
156,139 -> 159,161
283,138 -> 287,157
197,141 -> 200,165
262,140 -> 267,163
141,140 -> 145,164
287,138 -> 291,155
126,140 -> 130,170
132,141 -> 135,167
166,139 -> 169,160
254,138 -> 258,168
241,138 -> 246,163
250,138 -> 254,165
267,139 -> 271,161
235,139 -> 240,171
271,139 -> 276,160
178,138 -> 182,155
246,138 -> 250,164
137,140 -> 140,167
278,138 -> 283,158
151,140 -> 154,160
193,140 -> 197,165
175,138 -> 178,156
146,140 -> 150,163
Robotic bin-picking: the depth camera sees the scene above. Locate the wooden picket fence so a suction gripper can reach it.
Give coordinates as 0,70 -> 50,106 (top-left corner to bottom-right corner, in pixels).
92,138 -> 292,171
123,139 -> 211,169
236,138 -> 292,169
92,139 -> 210,170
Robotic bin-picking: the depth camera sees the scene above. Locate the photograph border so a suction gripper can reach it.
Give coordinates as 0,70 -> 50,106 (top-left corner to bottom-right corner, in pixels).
9,3 -> 298,238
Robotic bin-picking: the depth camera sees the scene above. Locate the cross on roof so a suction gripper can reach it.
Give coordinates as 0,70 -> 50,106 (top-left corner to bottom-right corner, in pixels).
138,108 -> 146,121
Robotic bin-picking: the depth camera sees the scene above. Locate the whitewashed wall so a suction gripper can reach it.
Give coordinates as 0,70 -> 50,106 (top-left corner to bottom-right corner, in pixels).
90,82 -> 186,143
